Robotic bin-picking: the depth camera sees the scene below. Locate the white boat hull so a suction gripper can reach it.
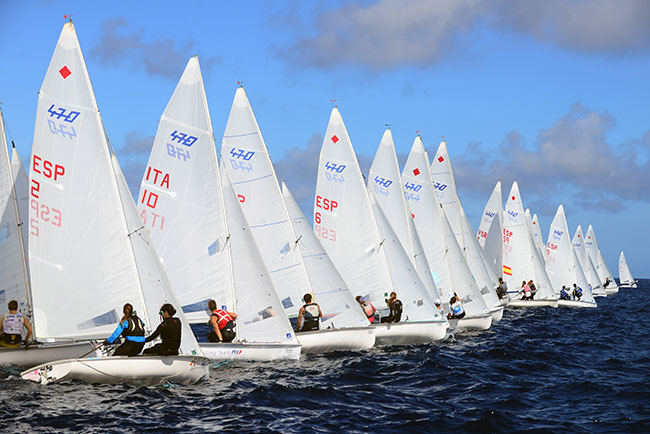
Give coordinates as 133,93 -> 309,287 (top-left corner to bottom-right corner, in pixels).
489,306 -> 504,322
200,342 -> 301,361
558,300 -> 597,308
449,313 -> 493,332
593,288 -> 607,297
605,287 -> 619,295
508,299 -> 559,308
21,355 -> 210,386
619,283 -> 637,289
297,327 -> 375,353
0,341 -> 99,369
371,320 -> 448,346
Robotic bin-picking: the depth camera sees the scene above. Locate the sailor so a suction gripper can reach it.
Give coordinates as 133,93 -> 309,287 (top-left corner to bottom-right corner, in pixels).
560,286 -> 570,300
434,299 -> 444,315
604,277 -> 611,288
207,299 -> 237,343
296,293 -> 322,333
521,281 -> 533,300
355,296 -> 376,323
528,280 -> 537,298
143,304 -> 181,356
496,278 -> 508,299
381,292 -> 403,323
447,293 -> 466,319
572,284 -> 583,301
0,300 -> 32,348
103,303 -> 146,356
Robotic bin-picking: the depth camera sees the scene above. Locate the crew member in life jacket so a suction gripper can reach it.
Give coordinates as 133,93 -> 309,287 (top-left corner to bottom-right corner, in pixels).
434,299 -> 445,316
296,293 -> 322,333
447,293 -> 466,319
143,304 -> 181,356
207,299 -> 238,343
572,284 -> 583,301
381,292 -> 403,323
521,281 -> 533,300
0,300 -> 32,348
560,286 -> 570,300
355,296 -> 376,323
103,303 -> 146,356
496,278 -> 508,299
603,277 -> 611,288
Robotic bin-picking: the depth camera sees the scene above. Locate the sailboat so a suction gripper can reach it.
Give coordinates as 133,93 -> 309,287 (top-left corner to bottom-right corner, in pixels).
527,210 -> 546,263
502,182 -> 558,307
314,110 -> 448,344
20,21 -> 208,385
221,88 -> 375,352
476,181 -> 503,280
572,226 -> 606,297
585,225 -> 619,295
429,140 -> 503,321
367,129 -> 443,303
402,136 -> 492,330
282,182 -> 376,351
1,108 -> 97,368
618,251 -> 637,289
136,58 -> 301,360
545,205 -> 596,308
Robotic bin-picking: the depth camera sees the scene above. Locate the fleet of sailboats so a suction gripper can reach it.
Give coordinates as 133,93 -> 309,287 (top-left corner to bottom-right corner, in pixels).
0,20 -> 637,385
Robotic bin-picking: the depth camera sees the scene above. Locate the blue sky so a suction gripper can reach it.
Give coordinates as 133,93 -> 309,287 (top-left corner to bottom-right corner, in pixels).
1,0 -> 648,276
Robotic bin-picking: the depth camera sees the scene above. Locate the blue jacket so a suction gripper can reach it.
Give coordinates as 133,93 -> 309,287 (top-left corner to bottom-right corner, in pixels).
107,318 -> 146,343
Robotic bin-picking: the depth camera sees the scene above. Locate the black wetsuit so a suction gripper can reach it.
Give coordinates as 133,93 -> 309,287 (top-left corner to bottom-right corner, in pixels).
381,299 -> 403,323
143,317 -> 181,356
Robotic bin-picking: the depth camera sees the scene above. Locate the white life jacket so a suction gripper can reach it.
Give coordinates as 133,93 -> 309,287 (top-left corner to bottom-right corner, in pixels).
451,301 -> 465,316
2,313 -> 24,335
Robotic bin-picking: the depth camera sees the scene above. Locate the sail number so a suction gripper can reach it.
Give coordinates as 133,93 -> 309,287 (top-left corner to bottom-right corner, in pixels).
314,224 -> 336,242
29,154 -> 65,237
503,229 -> 513,244
477,229 -> 488,240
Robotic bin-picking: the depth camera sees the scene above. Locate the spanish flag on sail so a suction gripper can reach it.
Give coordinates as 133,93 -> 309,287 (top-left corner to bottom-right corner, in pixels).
503,265 -> 512,276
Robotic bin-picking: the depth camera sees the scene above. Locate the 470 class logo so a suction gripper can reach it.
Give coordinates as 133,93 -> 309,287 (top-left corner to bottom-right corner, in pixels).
170,130 -> 198,147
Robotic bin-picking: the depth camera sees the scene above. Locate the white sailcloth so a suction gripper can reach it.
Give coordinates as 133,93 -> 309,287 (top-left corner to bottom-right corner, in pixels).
527,210 -> 546,261
11,147 -> 30,262
477,181 -> 503,278
430,141 -> 499,306
402,136 -> 488,317
545,205 -> 594,303
585,225 -> 618,291
221,169 -> 299,343
0,109 -> 30,318
367,129 -> 440,300
618,251 -> 635,287
502,182 -> 555,300
221,87 -> 312,319
28,22 -> 201,356
136,57 -> 231,323
572,226 -> 603,294
281,181 -> 370,328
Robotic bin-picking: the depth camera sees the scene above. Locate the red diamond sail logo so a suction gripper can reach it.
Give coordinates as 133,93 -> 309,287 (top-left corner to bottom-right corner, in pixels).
59,66 -> 71,79
412,168 -> 420,176
331,135 -> 339,143
588,236 -> 591,239
511,196 -> 515,200
532,221 -> 536,225
577,234 -> 581,237
438,156 -> 444,163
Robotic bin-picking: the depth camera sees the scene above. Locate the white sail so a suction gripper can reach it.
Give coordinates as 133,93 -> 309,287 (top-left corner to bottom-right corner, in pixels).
222,169 -> 299,344
545,205 -> 594,303
367,129 -> 440,300
502,182 -> 555,300
402,137 -> 488,317
527,211 -> 546,261
221,87 -> 312,320
281,181 -> 369,328
430,141 -> 499,307
11,147 -> 30,262
477,181 -> 503,278
585,225 -> 618,291
618,251 -> 635,287
0,109 -> 30,318
28,22 -> 201,357
136,57 -> 231,324
572,225 -> 603,294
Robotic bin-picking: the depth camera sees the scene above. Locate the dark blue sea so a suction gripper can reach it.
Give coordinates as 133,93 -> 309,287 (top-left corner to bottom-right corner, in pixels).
2,280 -> 648,433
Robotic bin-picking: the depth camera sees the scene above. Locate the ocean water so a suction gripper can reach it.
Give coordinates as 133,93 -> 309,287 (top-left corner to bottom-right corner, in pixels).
2,281 -> 649,433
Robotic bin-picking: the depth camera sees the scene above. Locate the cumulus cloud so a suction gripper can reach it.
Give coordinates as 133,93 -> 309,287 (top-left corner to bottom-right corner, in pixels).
113,131 -> 154,198
284,0 -> 650,69
451,103 -> 650,214
91,18 -> 222,78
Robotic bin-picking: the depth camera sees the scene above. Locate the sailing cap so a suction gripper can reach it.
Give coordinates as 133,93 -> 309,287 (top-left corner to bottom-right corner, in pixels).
434,299 -> 441,305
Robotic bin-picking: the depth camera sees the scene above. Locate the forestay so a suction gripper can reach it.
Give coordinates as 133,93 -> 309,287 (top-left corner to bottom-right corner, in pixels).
402,137 -> 488,317
282,182 -> 369,328
367,129 -> 441,300
502,182 -> 555,300
222,87 -> 311,318
0,108 -> 30,318
545,205 -> 594,303
136,57 -> 231,323
222,169 -> 298,344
